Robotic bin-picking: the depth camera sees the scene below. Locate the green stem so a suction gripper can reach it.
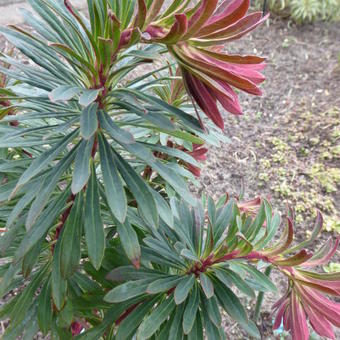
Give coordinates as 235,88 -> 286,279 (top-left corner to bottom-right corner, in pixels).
254,266 -> 273,322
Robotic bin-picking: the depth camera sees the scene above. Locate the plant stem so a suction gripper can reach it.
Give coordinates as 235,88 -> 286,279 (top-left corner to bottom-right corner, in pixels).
254,265 -> 272,322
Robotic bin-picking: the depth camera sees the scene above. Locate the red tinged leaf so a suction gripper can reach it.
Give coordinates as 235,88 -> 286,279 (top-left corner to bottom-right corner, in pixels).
197,47 -> 266,65
173,45 -> 263,95
263,217 -> 294,256
296,285 -> 340,327
197,0 -> 250,37
194,13 -> 269,45
212,81 -> 242,115
183,0 -> 219,39
214,0 -> 236,15
135,0 -> 147,29
291,290 -> 309,340
272,290 -> 290,311
143,25 -> 166,40
154,14 -> 188,44
274,250 -> 313,267
303,236 -> 340,267
283,305 -> 291,331
145,0 -> 165,25
183,70 -> 224,129
293,269 -> 340,295
273,299 -> 288,330
304,304 -> 336,340
187,46 -> 266,85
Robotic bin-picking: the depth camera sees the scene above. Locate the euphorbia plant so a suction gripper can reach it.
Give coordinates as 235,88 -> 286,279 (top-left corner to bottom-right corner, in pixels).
0,1 -> 339,339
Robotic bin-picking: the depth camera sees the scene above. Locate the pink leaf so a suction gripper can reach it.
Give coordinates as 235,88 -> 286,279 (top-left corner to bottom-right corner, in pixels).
183,0 -> 219,39
291,290 -> 309,340
198,0 -> 250,37
304,304 -> 335,340
154,14 -> 188,44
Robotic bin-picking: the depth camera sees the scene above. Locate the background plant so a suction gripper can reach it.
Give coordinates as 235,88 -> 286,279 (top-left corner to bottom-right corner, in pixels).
253,0 -> 340,22
0,1 -> 339,339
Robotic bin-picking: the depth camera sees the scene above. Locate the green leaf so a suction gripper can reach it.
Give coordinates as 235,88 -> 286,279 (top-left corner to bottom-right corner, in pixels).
80,103 -> 98,140
84,162 -> 105,270
116,298 -> 157,340
6,189 -> 36,228
116,218 -> 141,269
13,129 -> 78,194
22,239 -> 42,277
0,261 -> 21,298
59,194 -> 84,278
37,278 -> 53,335
239,319 -> 261,339
137,297 -> 176,339
174,274 -> 195,305
49,85 -> 81,102
98,110 -> 135,144
106,265 -> 167,282
115,89 -> 202,131
181,248 -> 200,262
150,189 -> 174,228
183,283 -> 199,335
147,276 -> 182,294
58,301 -> 73,328
199,273 -> 214,299
10,264 -> 49,325
216,268 -> 255,299
169,303 -> 185,340
79,88 -> 101,106
203,295 -> 221,327
98,133 -> 127,223
112,149 -> 159,230
214,280 -> 248,325
187,313 -> 204,340
25,144 -> 78,229
230,263 -> 277,293
71,137 -> 94,194
15,188 -> 71,261
204,319 -> 223,340
104,279 -> 152,303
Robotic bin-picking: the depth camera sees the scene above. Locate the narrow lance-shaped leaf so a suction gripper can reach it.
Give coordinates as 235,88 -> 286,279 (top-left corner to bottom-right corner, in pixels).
79,88 -> 101,107
98,133 -> 127,223
200,273 -> 214,299
97,110 -> 135,144
112,149 -> 159,230
104,279 -> 153,303
84,162 -> 105,270
214,279 -> 248,325
183,283 -> 200,335
52,233 -> 67,311
71,136 -> 94,194
80,102 -> 98,140
174,274 -> 195,305
137,297 -> 176,339
116,298 -> 158,340
25,144 -> 78,229
37,278 -> 53,335
59,193 -> 84,279
15,188 -> 71,261
13,129 -> 78,195
49,85 -> 81,102
116,218 -> 141,269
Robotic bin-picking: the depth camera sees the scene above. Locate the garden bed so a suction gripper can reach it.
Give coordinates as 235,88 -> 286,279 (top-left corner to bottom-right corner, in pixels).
0,10 -> 340,339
